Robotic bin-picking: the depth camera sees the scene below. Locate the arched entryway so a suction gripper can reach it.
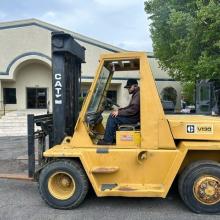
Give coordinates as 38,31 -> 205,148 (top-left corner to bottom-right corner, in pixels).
2,58 -> 52,111
160,86 -> 177,106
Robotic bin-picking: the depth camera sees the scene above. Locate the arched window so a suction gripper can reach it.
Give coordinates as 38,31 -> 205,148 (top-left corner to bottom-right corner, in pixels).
161,87 -> 177,106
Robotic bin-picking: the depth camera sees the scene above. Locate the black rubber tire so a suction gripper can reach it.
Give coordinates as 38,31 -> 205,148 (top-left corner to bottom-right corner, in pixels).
38,159 -> 89,209
178,160 -> 220,214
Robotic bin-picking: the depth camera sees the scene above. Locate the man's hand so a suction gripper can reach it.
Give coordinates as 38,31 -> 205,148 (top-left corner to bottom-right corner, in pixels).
111,110 -> 118,117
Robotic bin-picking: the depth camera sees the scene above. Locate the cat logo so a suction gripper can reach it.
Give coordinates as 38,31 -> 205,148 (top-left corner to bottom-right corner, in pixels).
54,73 -> 62,105
187,125 -> 195,133
186,124 -> 213,134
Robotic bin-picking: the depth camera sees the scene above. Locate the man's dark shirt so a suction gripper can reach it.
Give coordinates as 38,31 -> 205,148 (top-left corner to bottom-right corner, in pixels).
118,87 -> 140,121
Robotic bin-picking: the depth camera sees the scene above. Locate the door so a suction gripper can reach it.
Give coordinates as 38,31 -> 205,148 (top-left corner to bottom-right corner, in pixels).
196,81 -> 211,114
27,88 -> 47,109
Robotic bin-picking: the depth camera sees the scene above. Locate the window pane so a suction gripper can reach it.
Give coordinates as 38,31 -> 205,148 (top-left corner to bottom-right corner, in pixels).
88,66 -> 110,112
107,90 -> 117,103
3,88 -> 16,104
200,86 -> 210,101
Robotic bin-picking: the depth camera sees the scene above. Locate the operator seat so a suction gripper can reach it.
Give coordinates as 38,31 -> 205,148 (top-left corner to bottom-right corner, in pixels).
118,122 -> 140,131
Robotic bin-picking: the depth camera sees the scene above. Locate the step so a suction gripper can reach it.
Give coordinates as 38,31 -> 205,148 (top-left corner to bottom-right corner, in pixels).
101,184 -> 165,196
0,133 -> 27,137
0,129 -> 26,132
1,116 -> 27,121
4,110 -> 47,117
0,127 -> 40,134
0,122 -> 27,127
0,127 -> 40,132
0,129 -> 27,133
0,110 -> 48,137
4,112 -> 27,117
91,167 -> 119,174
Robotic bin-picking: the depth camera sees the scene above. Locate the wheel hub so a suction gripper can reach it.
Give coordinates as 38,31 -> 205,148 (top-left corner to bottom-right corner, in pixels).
193,176 -> 220,205
48,172 -> 75,200
61,177 -> 71,187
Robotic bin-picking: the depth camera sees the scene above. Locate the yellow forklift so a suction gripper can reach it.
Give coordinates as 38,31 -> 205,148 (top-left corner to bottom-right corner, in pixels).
1,32 -> 219,213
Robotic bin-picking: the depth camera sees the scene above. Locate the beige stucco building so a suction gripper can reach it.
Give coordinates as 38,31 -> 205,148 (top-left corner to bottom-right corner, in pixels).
0,19 -> 181,114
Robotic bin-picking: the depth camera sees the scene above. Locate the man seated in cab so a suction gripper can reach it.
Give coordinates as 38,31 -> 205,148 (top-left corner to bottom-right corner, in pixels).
98,79 -> 140,145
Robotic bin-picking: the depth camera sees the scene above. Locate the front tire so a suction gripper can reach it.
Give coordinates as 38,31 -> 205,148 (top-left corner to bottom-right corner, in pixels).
178,160 -> 220,214
38,159 -> 89,209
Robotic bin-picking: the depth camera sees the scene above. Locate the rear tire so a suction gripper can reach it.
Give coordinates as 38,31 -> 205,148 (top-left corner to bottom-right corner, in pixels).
178,160 -> 220,214
38,159 -> 89,209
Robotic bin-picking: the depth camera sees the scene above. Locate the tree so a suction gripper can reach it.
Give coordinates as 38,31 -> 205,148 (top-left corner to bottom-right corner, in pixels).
182,81 -> 195,105
145,0 -> 220,82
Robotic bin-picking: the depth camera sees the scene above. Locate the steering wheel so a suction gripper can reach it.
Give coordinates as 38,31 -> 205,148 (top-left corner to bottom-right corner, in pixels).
86,99 -> 120,126
105,98 -> 120,108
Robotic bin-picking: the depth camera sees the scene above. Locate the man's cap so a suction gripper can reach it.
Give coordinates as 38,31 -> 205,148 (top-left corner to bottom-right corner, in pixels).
124,79 -> 138,88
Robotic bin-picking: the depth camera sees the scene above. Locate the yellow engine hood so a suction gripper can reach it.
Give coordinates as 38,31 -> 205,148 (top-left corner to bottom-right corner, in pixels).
166,114 -> 220,141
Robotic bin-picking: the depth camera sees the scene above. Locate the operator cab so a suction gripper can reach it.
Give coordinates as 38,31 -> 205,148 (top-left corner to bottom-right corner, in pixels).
85,58 -> 140,146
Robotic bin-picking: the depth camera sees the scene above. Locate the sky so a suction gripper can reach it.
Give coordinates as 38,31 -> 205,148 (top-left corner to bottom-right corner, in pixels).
0,0 -> 153,52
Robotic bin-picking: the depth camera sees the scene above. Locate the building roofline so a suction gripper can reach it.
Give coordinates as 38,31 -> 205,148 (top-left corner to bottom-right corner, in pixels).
0,18 -> 154,56
0,18 -> 125,52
